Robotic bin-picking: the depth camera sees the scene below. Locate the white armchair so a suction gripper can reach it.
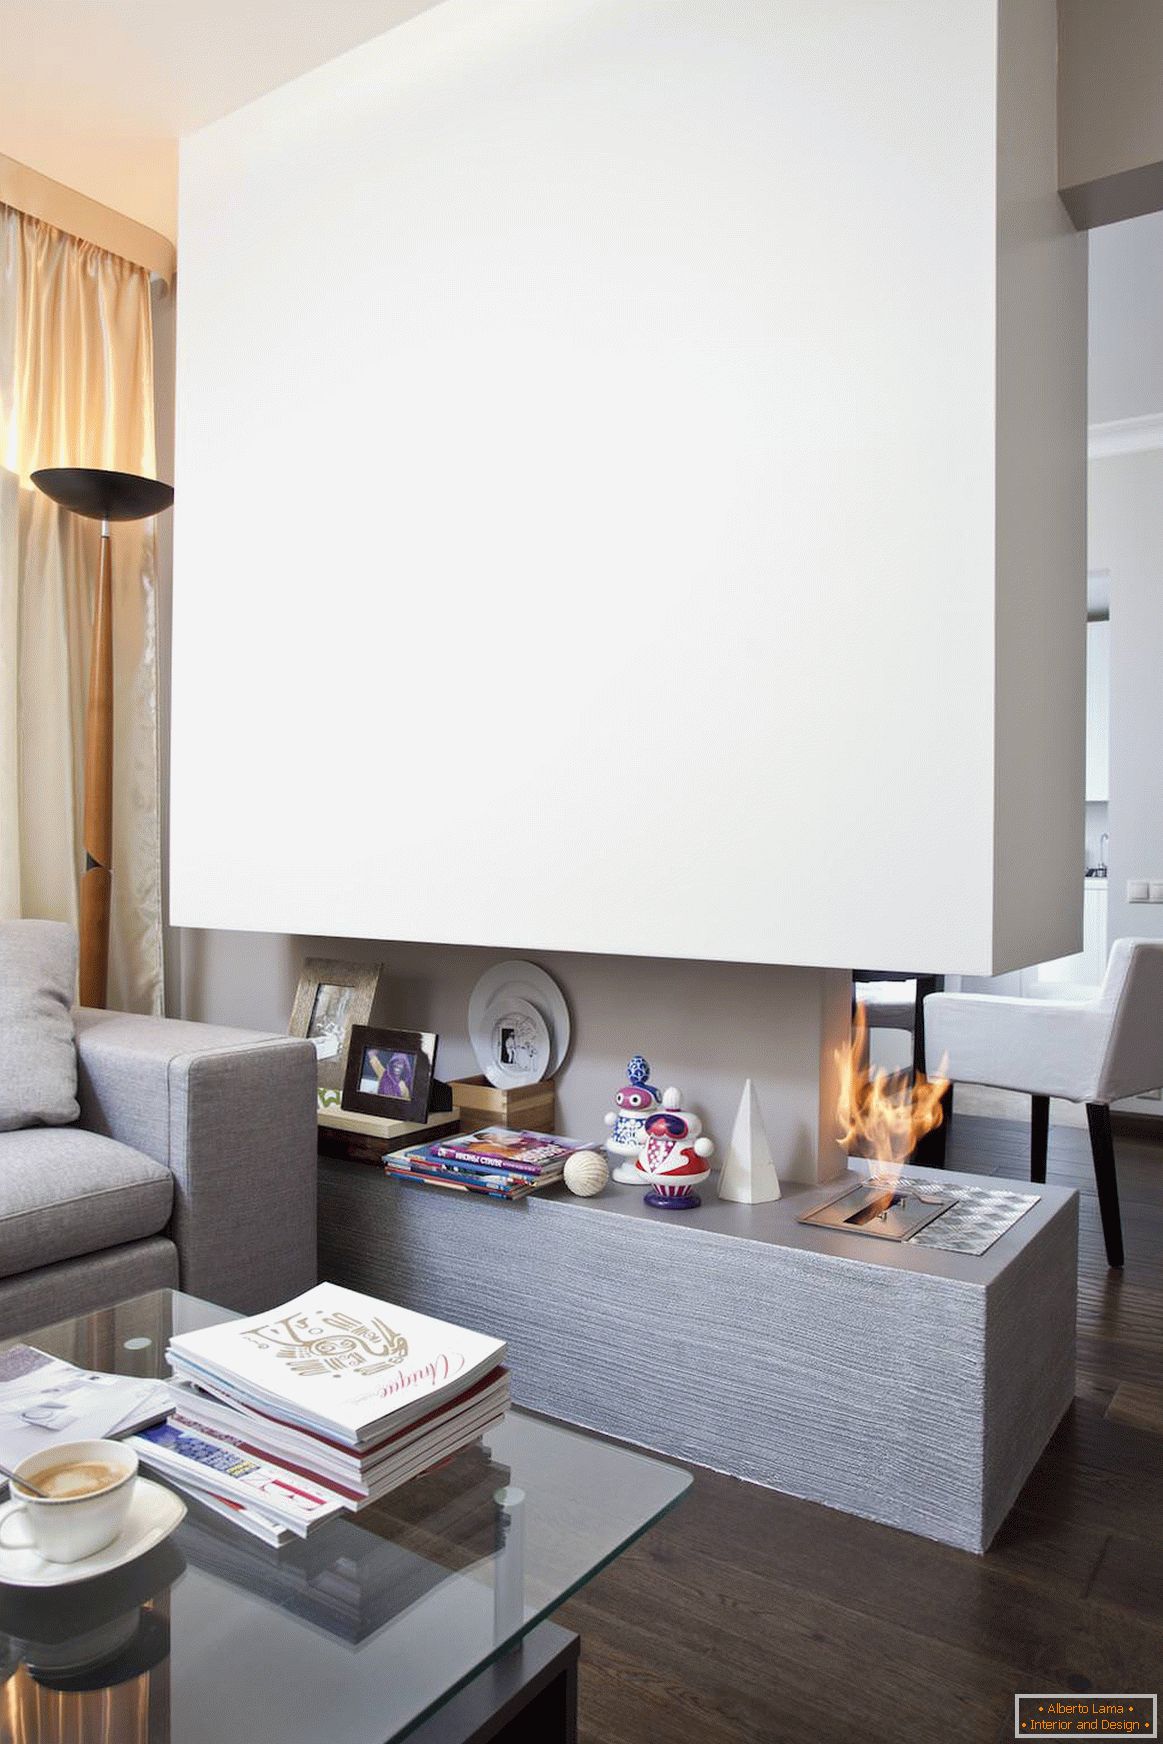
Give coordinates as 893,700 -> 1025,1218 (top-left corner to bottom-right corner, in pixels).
924,938 -> 1163,1267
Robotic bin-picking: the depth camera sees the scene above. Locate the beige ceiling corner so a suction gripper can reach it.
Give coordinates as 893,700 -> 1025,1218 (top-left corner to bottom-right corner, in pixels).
0,153 -> 175,281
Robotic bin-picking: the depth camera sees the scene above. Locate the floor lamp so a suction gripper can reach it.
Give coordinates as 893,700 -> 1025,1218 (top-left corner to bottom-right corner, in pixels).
31,466 -> 175,1009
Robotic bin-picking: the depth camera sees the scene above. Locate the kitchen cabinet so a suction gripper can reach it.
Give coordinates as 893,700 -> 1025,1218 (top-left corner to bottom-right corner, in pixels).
1035,880 -> 1108,990
1086,620 -> 1110,802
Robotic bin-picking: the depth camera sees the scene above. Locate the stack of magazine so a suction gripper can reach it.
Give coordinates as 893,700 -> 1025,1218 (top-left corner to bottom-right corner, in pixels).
132,1283 -> 509,1546
385,1126 -> 586,1199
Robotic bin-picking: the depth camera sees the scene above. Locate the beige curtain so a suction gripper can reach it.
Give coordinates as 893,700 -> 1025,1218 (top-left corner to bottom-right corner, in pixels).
0,202 -> 163,1013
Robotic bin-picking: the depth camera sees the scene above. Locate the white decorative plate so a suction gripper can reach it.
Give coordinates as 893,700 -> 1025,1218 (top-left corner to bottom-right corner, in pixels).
0,1479 -> 186,1588
481,995 -> 551,1089
468,960 -> 571,1080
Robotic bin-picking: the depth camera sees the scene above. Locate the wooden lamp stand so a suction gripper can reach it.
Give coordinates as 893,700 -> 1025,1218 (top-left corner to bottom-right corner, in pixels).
31,467 -> 174,1008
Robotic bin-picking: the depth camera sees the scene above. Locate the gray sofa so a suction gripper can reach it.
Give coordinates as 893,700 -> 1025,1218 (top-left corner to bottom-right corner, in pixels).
0,1005 -> 318,1337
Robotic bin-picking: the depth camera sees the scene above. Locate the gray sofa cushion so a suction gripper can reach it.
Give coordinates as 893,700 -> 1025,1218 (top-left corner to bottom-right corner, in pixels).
0,920 -> 79,1132
0,1128 -> 172,1280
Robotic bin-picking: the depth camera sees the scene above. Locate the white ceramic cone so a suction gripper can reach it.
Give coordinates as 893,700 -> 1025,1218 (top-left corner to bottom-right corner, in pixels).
717,1079 -> 781,1203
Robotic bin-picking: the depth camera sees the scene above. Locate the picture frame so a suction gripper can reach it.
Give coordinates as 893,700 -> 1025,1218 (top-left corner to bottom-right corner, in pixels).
342,1025 -> 439,1124
289,958 -> 383,1103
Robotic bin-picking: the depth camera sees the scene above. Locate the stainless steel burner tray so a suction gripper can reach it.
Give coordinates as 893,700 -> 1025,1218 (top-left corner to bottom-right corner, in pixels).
798,1180 -> 958,1242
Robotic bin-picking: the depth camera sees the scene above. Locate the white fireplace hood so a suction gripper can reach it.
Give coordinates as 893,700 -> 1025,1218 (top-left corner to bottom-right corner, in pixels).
169,0 -> 1085,977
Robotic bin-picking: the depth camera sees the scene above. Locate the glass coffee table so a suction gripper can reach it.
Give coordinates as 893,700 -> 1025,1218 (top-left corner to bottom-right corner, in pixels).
0,1290 -> 690,1743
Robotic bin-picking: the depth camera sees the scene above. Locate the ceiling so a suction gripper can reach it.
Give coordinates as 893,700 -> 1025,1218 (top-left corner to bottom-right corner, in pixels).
0,0 -> 446,241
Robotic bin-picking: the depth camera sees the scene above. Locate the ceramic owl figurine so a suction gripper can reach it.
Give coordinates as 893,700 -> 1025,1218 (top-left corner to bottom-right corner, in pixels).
604,1055 -> 663,1184
634,1086 -> 714,1209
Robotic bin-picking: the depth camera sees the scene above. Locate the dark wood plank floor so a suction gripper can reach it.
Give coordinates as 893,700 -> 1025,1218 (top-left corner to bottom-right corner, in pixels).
555,1114 -> 1163,1744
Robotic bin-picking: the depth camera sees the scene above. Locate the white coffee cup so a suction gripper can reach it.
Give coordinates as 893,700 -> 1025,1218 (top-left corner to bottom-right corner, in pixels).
1,1439 -> 138,1564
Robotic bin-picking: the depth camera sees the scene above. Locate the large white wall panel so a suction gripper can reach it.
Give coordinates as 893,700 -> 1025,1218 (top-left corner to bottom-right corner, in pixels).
171,0 -> 1081,973
992,0 -> 1088,968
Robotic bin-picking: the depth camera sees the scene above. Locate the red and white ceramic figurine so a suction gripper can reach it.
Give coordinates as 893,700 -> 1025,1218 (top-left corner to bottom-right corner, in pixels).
634,1087 -> 714,1209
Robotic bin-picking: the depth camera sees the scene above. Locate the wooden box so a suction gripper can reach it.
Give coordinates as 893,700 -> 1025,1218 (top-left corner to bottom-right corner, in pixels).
317,1104 -> 459,1166
449,1076 -> 556,1135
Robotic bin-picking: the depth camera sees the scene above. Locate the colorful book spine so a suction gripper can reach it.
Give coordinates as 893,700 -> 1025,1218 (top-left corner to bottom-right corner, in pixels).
133,1421 -> 345,1528
384,1154 -> 551,1200
385,1160 -> 516,1198
398,1145 -> 560,1183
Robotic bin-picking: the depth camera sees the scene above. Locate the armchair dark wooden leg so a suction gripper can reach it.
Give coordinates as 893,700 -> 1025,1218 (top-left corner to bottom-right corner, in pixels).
931,1084 -> 951,1167
913,975 -> 947,1169
915,1083 -> 951,1169
1030,1095 -> 1050,1185
1085,1102 -> 1125,1269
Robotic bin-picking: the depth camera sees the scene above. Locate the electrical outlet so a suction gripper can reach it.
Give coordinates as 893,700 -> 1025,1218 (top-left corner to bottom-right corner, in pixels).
1151,883 -> 1163,904
1128,880 -> 1150,903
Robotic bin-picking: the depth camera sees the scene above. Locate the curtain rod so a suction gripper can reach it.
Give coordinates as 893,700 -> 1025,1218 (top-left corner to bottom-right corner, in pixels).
0,152 -> 175,284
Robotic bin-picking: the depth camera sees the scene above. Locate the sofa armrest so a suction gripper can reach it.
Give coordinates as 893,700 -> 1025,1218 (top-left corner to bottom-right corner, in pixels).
74,1008 -> 317,1313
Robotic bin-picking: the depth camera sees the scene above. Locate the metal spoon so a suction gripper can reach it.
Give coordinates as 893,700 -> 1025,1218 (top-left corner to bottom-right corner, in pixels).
0,1463 -> 52,1499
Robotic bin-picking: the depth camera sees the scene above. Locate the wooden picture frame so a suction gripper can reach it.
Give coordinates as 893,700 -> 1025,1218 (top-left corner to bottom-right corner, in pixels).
289,958 -> 383,1103
342,1024 -> 438,1123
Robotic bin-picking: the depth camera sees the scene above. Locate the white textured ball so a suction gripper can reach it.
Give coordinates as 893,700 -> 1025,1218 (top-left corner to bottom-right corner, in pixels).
563,1149 -> 609,1197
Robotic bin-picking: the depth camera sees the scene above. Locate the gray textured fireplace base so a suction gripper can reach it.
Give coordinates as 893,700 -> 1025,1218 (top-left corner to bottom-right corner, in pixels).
318,1159 -> 1078,1554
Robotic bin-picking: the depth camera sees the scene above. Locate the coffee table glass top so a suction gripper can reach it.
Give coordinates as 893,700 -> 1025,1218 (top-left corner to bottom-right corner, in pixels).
0,1290 -> 690,1743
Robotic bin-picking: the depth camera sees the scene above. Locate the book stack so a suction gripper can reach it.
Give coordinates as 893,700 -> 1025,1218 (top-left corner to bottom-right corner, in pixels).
132,1284 -> 509,1545
384,1126 -> 585,1199
178,1440 -> 512,1642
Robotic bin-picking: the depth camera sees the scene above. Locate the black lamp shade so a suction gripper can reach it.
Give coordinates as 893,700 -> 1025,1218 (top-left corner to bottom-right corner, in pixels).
31,467 -> 174,523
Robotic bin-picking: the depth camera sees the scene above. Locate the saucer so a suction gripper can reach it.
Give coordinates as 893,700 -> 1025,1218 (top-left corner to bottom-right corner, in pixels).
0,1479 -> 186,1587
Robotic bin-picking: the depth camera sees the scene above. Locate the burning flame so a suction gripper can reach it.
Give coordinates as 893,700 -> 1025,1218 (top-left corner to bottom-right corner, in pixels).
836,1001 -> 949,1165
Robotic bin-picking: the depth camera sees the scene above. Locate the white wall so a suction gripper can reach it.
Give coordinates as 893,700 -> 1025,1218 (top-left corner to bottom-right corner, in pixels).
1090,450 -> 1163,955
171,0 -> 1085,978
1086,214 -> 1163,1117
992,0 -> 1088,968
1089,446 -> 1163,1115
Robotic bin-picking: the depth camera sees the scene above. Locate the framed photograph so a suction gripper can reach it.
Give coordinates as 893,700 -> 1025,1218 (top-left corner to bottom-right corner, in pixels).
343,1025 -> 438,1124
289,958 -> 383,1102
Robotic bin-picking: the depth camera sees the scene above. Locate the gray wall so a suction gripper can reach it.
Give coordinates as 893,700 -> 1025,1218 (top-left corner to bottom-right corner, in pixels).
178,927 -> 848,1178
1059,0 -> 1163,227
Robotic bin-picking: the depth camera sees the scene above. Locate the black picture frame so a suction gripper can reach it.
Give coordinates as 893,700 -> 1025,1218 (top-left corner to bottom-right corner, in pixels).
342,1025 -> 438,1123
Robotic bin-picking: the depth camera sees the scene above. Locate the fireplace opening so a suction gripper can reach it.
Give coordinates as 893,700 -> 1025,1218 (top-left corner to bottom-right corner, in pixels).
835,1001 -> 950,1167
799,1177 -> 956,1242
800,995 -> 957,1242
